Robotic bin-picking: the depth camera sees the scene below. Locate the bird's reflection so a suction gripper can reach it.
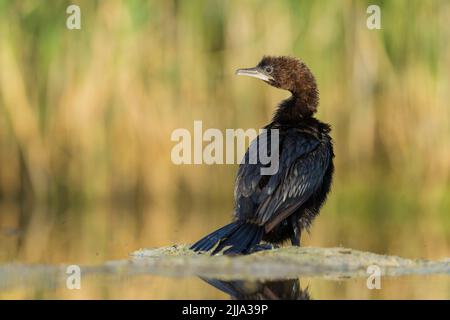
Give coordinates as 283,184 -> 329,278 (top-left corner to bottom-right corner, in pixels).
201,277 -> 311,300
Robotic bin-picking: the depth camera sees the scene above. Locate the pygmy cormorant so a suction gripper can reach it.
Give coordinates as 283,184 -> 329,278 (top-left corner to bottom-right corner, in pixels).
191,56 -> 334,254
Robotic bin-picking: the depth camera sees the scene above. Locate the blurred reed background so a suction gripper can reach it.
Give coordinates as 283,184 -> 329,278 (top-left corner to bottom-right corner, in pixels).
0,0 -> 449,298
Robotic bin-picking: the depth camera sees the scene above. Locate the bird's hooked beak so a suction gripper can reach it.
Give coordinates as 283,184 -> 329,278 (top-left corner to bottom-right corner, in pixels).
235,67 -> 273,82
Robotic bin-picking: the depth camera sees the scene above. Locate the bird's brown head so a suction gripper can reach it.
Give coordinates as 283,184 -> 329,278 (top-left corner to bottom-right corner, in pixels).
236,56 -> 319,116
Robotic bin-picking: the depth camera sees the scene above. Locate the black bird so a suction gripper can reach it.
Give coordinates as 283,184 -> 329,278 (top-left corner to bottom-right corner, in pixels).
191,56 -> 334,254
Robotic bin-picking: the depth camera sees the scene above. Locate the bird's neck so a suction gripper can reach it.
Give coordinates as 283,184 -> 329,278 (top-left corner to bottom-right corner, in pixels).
272,89 -> 319,125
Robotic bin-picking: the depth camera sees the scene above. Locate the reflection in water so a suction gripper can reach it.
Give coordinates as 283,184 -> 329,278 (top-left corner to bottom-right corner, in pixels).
201,278 -> 311,300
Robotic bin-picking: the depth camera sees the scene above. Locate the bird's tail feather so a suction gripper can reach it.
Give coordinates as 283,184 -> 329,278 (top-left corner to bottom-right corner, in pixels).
190,221 -> 264,255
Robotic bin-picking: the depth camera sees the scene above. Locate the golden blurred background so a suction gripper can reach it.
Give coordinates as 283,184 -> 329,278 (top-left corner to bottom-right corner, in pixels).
0,0 -> 449,298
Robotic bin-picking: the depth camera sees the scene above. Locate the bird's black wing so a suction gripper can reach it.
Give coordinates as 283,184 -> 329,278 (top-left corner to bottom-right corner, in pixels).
234,128 -> 331,229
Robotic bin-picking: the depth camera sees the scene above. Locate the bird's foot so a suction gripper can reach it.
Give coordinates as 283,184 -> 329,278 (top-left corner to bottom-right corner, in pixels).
246,243 -> 279,254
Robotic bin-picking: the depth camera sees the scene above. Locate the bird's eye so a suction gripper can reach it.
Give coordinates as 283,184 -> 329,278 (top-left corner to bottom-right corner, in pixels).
264,66 -> 273,74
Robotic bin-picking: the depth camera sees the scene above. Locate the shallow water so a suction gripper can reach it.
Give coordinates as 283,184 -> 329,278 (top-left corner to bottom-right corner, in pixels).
1,269 -> 450,299
1,202 -> 449,299
1,246 -> 449,299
